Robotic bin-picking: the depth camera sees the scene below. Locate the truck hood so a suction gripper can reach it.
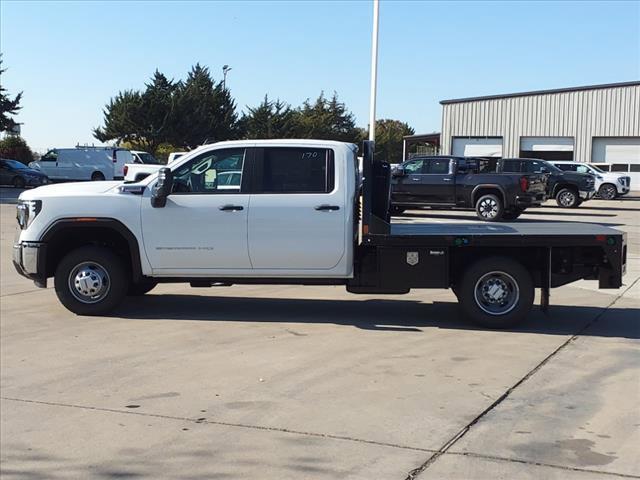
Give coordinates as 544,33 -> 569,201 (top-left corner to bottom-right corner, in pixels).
19,181 -> 121,200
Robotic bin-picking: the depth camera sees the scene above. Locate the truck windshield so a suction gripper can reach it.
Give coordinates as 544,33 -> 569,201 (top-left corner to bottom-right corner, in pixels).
541,161 -> 562,173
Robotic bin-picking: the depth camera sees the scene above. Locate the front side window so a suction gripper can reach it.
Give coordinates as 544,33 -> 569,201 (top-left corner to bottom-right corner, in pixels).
403,159 -> 424,174
260,147 -> 334,193
172,148 -> 246,194
41,150 -> 57,162
427,158 -> 450,174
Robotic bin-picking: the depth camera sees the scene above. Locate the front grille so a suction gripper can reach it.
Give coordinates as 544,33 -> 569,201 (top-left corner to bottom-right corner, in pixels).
623,176 -> 631,187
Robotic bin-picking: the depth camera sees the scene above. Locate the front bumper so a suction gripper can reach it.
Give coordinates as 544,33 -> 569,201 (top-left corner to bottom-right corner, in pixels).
515,193 -> 546,207
13,242 -> 47,287
579,190 -> 596,201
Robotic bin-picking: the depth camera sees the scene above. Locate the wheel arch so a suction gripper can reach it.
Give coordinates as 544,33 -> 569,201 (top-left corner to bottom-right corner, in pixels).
552,183 -> 577,197
471,184 -> 506,205
41,218 -> 142,282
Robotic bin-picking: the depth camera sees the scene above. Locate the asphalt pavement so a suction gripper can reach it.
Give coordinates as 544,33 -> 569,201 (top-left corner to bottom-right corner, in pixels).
1,190 -> 638,479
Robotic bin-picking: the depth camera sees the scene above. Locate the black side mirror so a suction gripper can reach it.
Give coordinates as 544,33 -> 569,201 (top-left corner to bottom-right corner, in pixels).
393,166 -> 405,177
151,167 -> 173,208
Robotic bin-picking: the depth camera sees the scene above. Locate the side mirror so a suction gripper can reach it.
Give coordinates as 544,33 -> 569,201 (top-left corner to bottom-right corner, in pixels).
393,166 -> 405,177
151,167 -> 173,208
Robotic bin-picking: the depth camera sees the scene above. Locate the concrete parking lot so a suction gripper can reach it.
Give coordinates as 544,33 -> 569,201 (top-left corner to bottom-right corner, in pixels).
1,187 -> 638,479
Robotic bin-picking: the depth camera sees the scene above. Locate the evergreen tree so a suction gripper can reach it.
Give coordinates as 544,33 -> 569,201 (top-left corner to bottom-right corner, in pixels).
0,57 -> 23,132
293,92 -> 360,143
373,119 -> 415,164
243,95 -> 296,139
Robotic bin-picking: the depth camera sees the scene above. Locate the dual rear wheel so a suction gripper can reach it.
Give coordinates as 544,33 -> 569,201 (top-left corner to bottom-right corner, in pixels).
453,257 -> 534,329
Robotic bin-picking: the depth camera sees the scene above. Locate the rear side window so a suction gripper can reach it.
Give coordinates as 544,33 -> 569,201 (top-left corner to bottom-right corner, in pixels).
260,148 -> 334,193
427,158 -> 450,174
523,160 -> 547,173
501,160 -> 521,173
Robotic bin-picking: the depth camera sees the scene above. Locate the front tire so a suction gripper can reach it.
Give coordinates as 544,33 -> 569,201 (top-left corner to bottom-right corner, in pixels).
458,257 -> 534,328
475,194 -> 504,221
54,246 -> 128,315
13,176 -> 26,188
598,183 -> 617,200
556,188 -> 579,208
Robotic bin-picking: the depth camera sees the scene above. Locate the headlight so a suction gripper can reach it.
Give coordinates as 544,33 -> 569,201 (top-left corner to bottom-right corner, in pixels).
617,178 -> 624,185
16,200 -> 42,230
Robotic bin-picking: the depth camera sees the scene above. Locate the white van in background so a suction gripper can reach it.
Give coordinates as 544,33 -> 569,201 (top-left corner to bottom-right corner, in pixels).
30,147 -> 133,181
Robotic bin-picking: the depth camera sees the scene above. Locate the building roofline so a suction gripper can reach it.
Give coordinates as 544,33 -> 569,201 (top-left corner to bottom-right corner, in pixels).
440,81 -> 640,105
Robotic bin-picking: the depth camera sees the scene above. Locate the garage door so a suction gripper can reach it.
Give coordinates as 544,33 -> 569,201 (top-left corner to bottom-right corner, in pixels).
452,137 -> 503,157
592,137 -> 640,191
520,137 -> 574,161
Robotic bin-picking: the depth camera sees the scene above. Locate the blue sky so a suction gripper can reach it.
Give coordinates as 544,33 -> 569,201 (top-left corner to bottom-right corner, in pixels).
1,0 -> 639,152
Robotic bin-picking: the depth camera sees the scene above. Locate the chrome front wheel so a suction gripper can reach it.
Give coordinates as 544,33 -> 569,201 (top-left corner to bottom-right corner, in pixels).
68,261 -> 111,304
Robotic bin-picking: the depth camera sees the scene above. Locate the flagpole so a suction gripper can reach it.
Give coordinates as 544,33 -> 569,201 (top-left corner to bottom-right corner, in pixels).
368,0 -> 379,142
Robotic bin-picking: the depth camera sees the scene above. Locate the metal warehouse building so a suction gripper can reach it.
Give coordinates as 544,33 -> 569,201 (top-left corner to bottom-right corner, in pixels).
439,81 -> 640,186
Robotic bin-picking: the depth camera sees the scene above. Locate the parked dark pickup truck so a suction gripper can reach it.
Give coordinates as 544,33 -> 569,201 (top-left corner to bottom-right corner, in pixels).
391,156 -> 547,221
498,158 -> 596,208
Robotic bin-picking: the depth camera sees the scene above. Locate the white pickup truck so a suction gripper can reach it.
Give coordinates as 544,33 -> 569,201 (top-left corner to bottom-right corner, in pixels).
13,139 -> 627,328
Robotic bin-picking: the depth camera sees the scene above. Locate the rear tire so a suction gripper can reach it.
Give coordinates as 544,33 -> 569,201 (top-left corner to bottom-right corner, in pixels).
475,194 -> 504,221
91,171 -> 105,181
556,188 -> 578,208
458,257 -> 534,329
54,246 -> 128,315
13,176 -> 26,188
598,183 -> 617,200
127,281 -> 157,296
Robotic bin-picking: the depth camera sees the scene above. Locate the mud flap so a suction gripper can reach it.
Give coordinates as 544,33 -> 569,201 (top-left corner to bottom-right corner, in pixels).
540,247 -> 551,315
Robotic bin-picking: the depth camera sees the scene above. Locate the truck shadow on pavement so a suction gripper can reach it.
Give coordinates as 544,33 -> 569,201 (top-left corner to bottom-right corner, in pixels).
117,295 -> 640,339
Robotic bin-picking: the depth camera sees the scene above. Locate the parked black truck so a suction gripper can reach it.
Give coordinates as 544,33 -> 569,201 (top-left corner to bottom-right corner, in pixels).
498,158 -> 596,208
390,156 -> 547,221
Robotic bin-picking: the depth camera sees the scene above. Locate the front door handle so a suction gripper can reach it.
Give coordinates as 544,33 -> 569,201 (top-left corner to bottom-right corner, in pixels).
219,204 -> 244,211
315,205 -> 340,211
443,177 -> 452,182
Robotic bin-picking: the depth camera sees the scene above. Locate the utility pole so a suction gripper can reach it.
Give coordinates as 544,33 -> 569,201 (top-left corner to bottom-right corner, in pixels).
368,0 -> 379,142
222,65 -> 232,90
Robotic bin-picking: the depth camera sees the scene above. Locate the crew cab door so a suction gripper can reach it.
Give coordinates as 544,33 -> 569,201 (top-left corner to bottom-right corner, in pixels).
247,146 -> 346,272
421,157 -> 455,204
392,158 -> 426,203
140,147 -> 253,274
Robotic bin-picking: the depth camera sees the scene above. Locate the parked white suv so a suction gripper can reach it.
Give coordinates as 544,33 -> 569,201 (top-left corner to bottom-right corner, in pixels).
550,161 -> 631,199
30,147 -> 132,181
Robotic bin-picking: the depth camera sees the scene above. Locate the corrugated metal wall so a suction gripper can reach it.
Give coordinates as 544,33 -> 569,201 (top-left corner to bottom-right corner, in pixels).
441,84 -> 640,161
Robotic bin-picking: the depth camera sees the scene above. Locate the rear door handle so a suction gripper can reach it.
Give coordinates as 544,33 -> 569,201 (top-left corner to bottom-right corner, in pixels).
219,204 -> 244,211
315,205 -> 340,211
